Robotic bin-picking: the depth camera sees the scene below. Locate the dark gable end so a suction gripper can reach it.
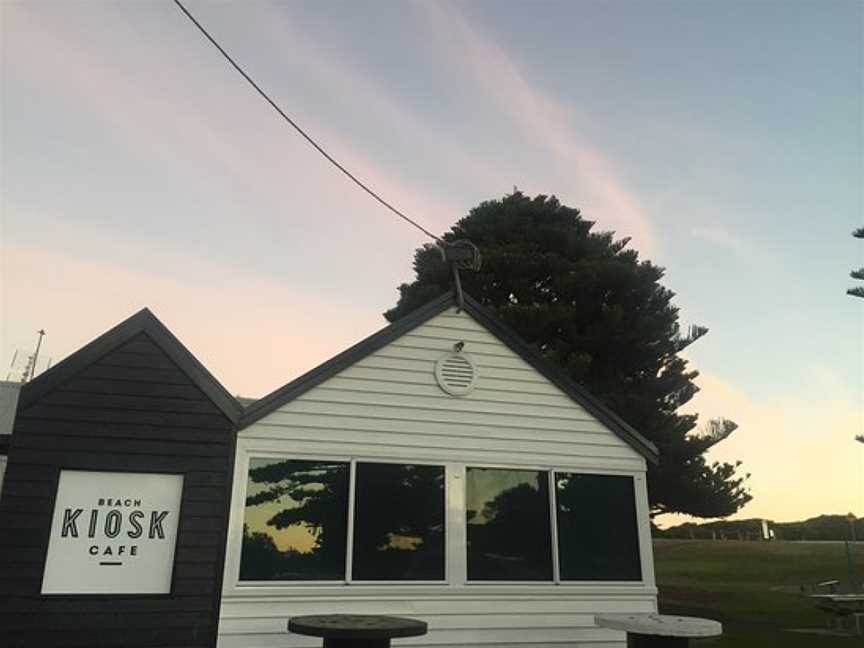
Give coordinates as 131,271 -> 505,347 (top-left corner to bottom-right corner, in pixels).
16,308 -> 243,423
242,292 -> 659,464
0,308 -> 241,648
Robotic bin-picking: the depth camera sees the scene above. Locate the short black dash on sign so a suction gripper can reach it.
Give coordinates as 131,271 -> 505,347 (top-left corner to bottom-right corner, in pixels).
99,561 -> 123,566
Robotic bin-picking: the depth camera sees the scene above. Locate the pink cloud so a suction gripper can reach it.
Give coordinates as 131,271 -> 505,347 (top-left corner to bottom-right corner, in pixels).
2,3 -> 461,249
246,3 -> 505,196
1,239 -> 386,398
420,2 -> 660,255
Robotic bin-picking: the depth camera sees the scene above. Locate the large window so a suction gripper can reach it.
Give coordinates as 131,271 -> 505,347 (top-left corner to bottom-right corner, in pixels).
238,458 -> 642,584
240,459 -> 350,581
239,458 -> 445,582
555,473 -> 642,581
352,462 -> 445,581
466,468 -> 553,581
466,467 -> 642,583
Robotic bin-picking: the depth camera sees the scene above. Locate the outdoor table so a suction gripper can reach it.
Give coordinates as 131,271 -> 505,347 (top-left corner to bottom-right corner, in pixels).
808,593 -> 864,635
595,613 -> 722,647
288,614 -> 428,648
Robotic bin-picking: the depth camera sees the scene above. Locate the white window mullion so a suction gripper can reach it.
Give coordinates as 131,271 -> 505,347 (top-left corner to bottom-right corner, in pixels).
449,463 -> 467,585
344,458 -> 357,584
549,470 -> 561,583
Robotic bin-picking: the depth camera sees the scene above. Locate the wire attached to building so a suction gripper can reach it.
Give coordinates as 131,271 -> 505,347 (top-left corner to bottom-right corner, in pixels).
172,0 -> 442,243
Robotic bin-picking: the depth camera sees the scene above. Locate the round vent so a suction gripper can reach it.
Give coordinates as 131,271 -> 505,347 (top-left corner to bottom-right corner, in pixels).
435,353 -> 478,396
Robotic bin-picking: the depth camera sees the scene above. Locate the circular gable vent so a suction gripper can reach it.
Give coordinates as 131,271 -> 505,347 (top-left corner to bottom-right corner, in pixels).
435,353 -> 478,396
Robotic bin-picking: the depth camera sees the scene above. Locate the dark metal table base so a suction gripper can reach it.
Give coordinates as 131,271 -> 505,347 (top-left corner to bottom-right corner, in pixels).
628,634 -> 689,647
289,614 -> 427,648
322,639 -> 393,648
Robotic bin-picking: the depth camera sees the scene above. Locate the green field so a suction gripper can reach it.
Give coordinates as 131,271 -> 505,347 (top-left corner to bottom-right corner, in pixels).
654,539 -> 863,647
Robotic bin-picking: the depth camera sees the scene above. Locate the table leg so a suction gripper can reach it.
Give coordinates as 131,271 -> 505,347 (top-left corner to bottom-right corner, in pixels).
322,639 -> 391,648
627,633 -> 689,647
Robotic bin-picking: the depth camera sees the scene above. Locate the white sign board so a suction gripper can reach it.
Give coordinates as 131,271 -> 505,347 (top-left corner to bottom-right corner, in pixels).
41,470 -> 184,594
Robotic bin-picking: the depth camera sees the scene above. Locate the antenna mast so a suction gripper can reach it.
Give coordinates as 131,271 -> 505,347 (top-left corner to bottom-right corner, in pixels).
23,329 -> 47,382
439,241 -> 482,312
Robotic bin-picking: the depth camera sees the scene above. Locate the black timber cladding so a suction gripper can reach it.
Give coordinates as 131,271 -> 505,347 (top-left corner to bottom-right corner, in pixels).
242,291 -> 659,463
0,309 -> 242,648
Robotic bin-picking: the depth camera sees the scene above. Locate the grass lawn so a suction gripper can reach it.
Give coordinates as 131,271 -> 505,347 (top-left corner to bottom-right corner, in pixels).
653,539 -> 863,647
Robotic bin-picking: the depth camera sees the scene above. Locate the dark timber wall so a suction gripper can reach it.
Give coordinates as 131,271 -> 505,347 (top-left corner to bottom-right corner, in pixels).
0,312 -> 240,648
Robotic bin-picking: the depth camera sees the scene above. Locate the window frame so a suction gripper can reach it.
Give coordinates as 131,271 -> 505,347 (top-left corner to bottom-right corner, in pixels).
462,462 -> 645,586
235,452 -> 449,587
462,464 -> 557,584
228,451 -> 649,591
552,469 -> 644,583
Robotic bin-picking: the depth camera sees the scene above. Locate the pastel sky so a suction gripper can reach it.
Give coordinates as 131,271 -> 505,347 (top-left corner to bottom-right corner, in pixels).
1,1 -> 861,525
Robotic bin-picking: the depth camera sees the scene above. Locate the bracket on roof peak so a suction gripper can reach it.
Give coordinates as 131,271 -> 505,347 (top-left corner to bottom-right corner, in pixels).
426,240 -> 482,313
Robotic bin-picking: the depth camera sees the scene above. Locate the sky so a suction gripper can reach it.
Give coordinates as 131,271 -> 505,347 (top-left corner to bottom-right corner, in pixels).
1,0 -> 861,526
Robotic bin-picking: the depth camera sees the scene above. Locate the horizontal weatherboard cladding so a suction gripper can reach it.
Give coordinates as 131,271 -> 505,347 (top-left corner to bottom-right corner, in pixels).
222,300 -> 657,648
0,311 -> 239,648
241,293 -> 657,463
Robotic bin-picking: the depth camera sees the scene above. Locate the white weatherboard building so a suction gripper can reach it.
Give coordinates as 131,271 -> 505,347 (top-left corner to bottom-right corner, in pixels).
219,293 -> 659,648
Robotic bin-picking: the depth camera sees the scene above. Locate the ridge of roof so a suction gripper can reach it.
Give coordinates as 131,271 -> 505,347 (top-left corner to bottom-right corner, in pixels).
241,292 -> 455,426
240,291 -> 659,464
460,295 -> 659,463
18,308 -> 243,424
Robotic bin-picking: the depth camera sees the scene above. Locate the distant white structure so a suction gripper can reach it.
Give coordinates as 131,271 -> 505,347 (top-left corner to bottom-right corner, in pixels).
0,381 -> 22,497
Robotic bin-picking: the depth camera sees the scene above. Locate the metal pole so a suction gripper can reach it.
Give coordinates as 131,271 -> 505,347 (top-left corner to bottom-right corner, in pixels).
846,541 -> 857,592
848,515 -> 859,591
451,264 -> 464,313
27,329 -> 46,382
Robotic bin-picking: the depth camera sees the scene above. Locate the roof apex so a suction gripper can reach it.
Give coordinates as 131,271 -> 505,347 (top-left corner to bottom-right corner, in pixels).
18,308 -> 243,424
241,290 -> 658,464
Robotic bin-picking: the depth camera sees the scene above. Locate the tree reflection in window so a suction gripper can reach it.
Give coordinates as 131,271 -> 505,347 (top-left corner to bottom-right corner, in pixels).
556,473 -> 641,581
352,462 -> 445,580
240,459 -> 349,581
466,468 -> 553,581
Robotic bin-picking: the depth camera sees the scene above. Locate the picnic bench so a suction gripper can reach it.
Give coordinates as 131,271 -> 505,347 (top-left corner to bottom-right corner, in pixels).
595,613 -> 722,647
808,594 -> 864,636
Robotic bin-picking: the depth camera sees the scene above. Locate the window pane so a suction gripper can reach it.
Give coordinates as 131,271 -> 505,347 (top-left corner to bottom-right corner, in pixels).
466,467 -> 553,581
240,458 -> 349,581
556,473 -> 642,581
352,462 -> 445,581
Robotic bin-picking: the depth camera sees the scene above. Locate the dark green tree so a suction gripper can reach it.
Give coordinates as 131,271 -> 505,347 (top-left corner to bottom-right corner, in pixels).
386,191 -> 751,519
245,460 -> 350,578
849,227 -> 864,299
245,460 -> 445,579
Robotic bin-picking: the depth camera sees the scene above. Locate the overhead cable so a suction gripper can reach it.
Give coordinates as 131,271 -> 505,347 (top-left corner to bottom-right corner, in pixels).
173,0 -> 442,243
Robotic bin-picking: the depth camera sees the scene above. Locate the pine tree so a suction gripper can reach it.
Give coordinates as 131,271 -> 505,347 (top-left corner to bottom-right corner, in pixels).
386,192 -> 751,518
848,227 -> 864,298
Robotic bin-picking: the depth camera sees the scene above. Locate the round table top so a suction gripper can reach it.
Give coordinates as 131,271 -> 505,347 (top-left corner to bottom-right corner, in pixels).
288,614 -> 428,640
594,613 -> 722,638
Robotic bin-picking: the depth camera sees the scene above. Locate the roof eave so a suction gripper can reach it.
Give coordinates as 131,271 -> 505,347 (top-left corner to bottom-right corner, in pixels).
240,291 -> 456,427
18,308 -> 243,424
239,290 -> 659,464
461,295 -> 659,464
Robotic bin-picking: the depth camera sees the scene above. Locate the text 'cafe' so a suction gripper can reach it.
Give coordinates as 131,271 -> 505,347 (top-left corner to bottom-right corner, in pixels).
0,292 -> 659,648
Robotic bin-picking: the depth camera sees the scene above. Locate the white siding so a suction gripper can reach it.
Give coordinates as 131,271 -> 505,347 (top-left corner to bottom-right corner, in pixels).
220,307 -> 656,648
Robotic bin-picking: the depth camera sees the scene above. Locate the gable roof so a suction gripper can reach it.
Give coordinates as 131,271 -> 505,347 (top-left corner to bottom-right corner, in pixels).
17,308 -> 243,424
242,292 -> 659,464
